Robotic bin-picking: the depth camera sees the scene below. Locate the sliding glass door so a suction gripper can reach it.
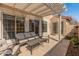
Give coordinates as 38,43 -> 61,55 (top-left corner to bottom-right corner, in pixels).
16,16 -> 25,33
3,14 -> 15,39
29,20 -> 39,35
3,14 -> 25,40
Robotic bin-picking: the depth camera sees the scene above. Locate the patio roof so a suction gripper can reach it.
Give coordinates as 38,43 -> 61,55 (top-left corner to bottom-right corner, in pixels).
0,3 -> 65,17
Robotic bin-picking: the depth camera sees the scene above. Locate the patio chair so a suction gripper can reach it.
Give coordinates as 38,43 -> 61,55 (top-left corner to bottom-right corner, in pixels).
40,34 -> 49,43
0,39 -> 8,55
5,39 -> 20,56
0,39 -> 20,56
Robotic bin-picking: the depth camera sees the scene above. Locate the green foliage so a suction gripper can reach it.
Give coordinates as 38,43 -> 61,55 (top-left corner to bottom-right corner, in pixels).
71,36 -> 78,45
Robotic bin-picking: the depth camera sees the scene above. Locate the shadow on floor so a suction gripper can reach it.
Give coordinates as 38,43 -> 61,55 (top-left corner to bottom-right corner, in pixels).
44,39 -> 70,56
49,37 -> 58,41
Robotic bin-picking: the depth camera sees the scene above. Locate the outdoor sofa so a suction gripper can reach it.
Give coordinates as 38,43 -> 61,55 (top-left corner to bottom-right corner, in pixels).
15,32 -> 49,55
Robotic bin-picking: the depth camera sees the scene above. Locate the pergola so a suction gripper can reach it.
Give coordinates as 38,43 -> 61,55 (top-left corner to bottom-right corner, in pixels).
0,3 -> 65,17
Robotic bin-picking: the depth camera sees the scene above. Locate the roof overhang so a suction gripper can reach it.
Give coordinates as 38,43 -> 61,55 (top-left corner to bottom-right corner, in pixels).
0,3 -> 66,17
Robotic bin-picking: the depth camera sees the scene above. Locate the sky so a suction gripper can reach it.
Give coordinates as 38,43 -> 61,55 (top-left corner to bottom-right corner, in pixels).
62,3 -> 79,22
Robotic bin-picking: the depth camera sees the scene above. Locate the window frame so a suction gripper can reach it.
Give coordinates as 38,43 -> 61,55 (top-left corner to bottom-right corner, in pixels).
42,20 -> 47,32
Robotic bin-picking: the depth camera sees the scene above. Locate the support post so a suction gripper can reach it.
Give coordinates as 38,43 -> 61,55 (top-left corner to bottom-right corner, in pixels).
0,11 -> 3,40
59,14 -> 62,40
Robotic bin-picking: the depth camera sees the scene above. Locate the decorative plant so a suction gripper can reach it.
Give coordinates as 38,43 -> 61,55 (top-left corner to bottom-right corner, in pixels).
71,36 -> 78,45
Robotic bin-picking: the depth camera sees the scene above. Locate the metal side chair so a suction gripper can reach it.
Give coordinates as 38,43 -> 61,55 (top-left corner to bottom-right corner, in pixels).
41,34 -> 49,43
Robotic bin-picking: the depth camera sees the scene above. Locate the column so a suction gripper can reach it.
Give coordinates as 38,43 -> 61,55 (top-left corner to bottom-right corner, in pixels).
25,15 -> 29,32
59,14 -> 62,40
0,11 -> 3,40
39,18 -> 42,36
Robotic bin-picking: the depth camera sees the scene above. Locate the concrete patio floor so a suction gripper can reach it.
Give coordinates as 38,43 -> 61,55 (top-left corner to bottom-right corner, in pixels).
18,38 -> 58,56
18,38 -> 70,56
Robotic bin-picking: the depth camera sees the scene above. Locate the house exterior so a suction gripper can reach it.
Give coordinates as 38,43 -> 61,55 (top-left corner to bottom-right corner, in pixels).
43,15 -> 74,40
0,3 -> 73,56
0,3 -> 65,41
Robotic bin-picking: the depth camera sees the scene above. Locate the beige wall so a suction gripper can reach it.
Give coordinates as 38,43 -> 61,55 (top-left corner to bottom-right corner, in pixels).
43,15 -> 53,36
64,21 -> 74,36
43,15 -> 74,38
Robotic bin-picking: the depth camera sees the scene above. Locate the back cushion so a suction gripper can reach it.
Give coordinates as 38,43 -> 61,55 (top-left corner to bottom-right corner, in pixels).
24,32 -> 31,38
15,33 -> 25,40
31,32 -> 36,37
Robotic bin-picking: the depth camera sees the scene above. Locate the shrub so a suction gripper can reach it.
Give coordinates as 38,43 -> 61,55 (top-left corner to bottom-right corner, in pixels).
71,36 -> 78,45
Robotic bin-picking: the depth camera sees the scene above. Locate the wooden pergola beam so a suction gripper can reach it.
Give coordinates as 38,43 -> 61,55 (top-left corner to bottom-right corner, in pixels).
29,4 -> 44,12
23,3 -> 32,10
36,8 -> 50,14
38,10 -> 51,15
0,3 -> 42,17
41,11 -> 51,17
43,3 -> 52,11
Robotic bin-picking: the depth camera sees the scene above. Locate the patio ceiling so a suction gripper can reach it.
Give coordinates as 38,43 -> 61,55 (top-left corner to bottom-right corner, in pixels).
0,3 -> 65,17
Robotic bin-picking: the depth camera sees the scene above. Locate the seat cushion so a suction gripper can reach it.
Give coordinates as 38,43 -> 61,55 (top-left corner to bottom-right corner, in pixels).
28,37 -> 35,40
31,32 -> 36,37
15,33 -> 25,40
19,39 -> 28,45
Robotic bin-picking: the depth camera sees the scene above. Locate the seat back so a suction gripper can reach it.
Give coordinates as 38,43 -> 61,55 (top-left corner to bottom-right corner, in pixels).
24,32 -> 31,38
15,33 -> 25,40
31,32 -> 36,37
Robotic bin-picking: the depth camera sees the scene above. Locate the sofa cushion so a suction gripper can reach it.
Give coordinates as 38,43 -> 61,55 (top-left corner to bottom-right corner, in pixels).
31,32 -> 36,37
24,32 -> 31,38
19,39 -> 28,45
15,33 -> 25,40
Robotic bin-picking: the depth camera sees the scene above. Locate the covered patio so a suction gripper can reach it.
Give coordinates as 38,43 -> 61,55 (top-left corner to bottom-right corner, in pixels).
0,3 -> 66,56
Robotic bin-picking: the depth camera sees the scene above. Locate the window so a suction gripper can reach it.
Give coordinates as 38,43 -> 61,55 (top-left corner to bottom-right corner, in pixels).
61,21 -> 64,34
3,14 -> 25,39
16,16 -> 25,33
53,22 -> 58,34
3,14 -> 15,39
42,21 -> 47,32
29,20 -> 39,35
29,20 -> 35,32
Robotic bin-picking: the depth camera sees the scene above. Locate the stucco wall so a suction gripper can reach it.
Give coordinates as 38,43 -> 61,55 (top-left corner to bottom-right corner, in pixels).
65,21 -> 74,36
43,15 -> 53,36
43,15 -> 74,38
